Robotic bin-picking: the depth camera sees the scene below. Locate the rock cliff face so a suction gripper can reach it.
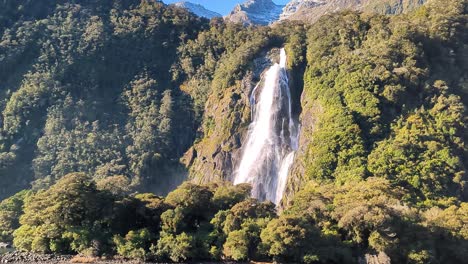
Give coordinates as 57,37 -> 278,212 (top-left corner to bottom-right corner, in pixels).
183,49 -> 285,184
280,0 -> 327,21
280,0 -> 427,23
282,96 -> 322,205
225,0 -> 284,25
172,1 -> 221,18
185,0 -> 430,200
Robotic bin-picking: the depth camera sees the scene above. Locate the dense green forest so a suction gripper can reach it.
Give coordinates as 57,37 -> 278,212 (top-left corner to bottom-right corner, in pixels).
0,0 -> 208,197
0,0 -> 467,263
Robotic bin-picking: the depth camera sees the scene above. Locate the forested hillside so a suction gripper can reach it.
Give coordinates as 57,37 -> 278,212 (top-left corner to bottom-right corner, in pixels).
0,0 -> 208,197
287,0 -> 468,203
0,0 -> 467,263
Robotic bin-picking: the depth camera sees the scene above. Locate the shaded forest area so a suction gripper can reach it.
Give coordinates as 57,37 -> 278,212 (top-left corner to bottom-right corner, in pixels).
0,0 -> 208,197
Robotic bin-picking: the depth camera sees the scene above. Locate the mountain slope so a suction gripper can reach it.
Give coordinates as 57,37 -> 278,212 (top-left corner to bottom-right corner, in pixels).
172,1 -> 221,18
0,0 -> 207,198
280,0 -> 327,21
280,0 -> 428,23
0,0 -> 467,263
224,0 -> 428,25
225,0 -> 284,25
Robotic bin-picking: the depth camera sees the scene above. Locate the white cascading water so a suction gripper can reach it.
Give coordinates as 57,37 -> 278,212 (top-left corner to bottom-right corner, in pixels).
234,48 -> 299,205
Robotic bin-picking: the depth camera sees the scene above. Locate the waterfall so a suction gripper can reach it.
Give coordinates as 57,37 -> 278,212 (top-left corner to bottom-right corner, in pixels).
234,48 -> 299,205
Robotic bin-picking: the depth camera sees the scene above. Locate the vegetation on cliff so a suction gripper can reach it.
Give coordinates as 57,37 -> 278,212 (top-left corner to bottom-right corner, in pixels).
0,0 -> 466,263
0,0 -> 207,198
288,0 -> 467,203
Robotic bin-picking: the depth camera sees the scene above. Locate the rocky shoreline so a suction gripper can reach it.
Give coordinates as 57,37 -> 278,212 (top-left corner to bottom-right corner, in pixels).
0,250 -> 392,264
0,252 -> 159,264
0,252 -> 72,263
0,252 -> 249,264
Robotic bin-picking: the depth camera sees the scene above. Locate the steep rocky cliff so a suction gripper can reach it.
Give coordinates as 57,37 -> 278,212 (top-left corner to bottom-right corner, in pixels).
172,1 -> 221,18
183,49 -> 285,183
225,0 -> 284,25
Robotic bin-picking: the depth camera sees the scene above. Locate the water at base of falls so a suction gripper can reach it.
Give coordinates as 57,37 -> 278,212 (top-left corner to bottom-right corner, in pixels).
233,48 -> 299,205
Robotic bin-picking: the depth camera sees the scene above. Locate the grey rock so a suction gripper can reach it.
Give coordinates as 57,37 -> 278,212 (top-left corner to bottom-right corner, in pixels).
225,0 -> 284,25
172,1 -> 221,19
359,251 -> 392,264
0,243 -> 10,249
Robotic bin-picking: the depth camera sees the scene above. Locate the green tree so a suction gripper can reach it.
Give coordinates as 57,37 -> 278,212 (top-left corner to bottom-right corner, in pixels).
13,173 -> 112,254
0,190 -> 31,242
368,91 -> 466,201
113,229 -> 153,260
154,232 -> 195,262
261,215 -> 314,262
212,183 -> 251,211
223,218 -> 268,261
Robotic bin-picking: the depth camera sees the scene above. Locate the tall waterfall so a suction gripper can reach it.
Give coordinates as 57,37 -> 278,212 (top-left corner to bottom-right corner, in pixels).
234,48 -> 299,205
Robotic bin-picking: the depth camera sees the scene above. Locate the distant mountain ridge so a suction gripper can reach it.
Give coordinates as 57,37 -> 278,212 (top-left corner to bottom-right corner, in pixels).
280,0 -> 428,23
225,0 -> 284,25
280,0 -> 327,21
224,0 -> 428,25
172,1 -> 221,19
